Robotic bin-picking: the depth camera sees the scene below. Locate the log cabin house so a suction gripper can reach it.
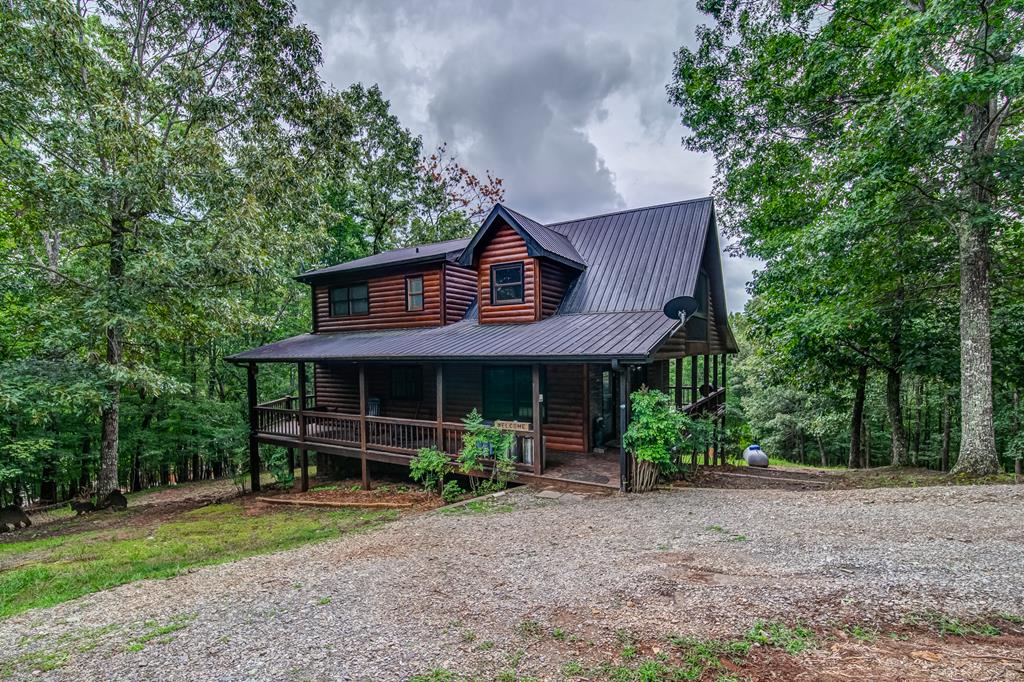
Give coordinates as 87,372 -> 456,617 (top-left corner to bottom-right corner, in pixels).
228,198 -> 738,491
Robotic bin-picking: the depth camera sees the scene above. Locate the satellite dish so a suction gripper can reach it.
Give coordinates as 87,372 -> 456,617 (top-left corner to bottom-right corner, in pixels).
662,295 -> 699,322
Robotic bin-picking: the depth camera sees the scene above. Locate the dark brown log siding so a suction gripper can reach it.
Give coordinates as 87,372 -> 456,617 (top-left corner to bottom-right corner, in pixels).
545,364 -> 586,452
314,266 -> 443,332
314,363 -> 358,412
365,364 -> 437,420
315,363 -> 437,420
477,224 -> 537,324
443,263 -> 477,324
653,287 -> 728,358
442,364 -> 482,421
539,260 -> 577,318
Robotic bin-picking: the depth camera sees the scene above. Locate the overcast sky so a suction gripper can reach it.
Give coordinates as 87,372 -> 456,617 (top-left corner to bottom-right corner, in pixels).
295,0 -> 759,311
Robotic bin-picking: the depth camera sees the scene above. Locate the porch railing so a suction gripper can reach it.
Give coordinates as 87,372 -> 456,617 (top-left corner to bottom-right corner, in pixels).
254,398 -> 535,468
682,387 -> 726,418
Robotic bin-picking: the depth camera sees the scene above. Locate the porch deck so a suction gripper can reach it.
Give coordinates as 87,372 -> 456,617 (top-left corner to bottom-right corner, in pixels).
252,399 -> 620,490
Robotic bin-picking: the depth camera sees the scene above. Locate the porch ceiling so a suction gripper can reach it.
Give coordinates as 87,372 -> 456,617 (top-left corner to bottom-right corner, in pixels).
227,310 -> 679,364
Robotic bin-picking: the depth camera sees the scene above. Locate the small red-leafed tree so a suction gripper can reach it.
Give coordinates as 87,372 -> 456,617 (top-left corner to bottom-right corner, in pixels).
409,143 -> 505,245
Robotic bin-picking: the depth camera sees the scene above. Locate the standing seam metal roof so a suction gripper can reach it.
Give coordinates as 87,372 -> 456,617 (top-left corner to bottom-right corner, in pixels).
545,198 -> 713,314
230,197 -> 720,362
226,311 -> 679,363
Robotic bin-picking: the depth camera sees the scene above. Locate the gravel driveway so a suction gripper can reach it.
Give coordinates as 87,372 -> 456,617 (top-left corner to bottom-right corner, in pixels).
2,484 -> 1022,681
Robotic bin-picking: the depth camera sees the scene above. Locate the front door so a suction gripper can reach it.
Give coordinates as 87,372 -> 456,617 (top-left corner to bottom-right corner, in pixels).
594,369 -> 618,448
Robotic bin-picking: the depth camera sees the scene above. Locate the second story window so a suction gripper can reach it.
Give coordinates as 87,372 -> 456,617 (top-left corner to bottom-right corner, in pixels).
406,275 -> 424,312
329,283 -> 369,317
491,262 -> 524,304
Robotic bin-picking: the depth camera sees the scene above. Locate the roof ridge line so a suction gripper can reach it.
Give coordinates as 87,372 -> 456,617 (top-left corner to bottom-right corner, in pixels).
545,196 -> 713,227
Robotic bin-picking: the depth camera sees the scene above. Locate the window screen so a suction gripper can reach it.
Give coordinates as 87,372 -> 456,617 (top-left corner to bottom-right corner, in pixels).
490,263 -> 524,304
329,283 -> 369,317
406,276 -> 424,312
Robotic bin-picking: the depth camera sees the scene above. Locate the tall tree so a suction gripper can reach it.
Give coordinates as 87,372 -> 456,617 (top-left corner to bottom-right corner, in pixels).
1,0 -> 345,495
670,0 -> 1023,474
342,83 -> 422,255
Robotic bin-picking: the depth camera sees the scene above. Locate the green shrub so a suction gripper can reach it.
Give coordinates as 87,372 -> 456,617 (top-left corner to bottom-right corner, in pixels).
410,446 -> 451,495
458,409 -> 516,492
624,388 -> 716,491
441,480 -> 465,503
266,447 -> 295,488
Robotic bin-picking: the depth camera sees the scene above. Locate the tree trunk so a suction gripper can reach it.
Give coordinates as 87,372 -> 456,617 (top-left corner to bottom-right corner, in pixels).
864,420 -> 871,468
797,429 -> 805,464
886,285 -> 909,467
940,391 -> 952,472
912,378 -> 923,465
630,457 -> 660,493
817,435 -> 827,467
952,83 -> 1000,475
849,365 -> 867,468
98,220 -> 125,498
886,366 -> 909,466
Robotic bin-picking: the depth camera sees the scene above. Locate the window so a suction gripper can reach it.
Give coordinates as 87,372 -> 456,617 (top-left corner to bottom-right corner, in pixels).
406,275 -> 424,312
482,366 -> 546,422
329,283 -> 368,317
490,263 -> 524,304
391,366 -> 422,401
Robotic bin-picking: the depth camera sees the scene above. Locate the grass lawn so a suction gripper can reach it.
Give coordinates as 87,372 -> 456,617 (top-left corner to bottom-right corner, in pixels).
0,502 -> 394,620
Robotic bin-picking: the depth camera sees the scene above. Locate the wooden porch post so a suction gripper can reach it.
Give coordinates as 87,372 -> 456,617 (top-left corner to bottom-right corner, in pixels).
721,354 -> 728,465
581,364 -> 590,453
435,364 -> 444,451
359,364 -> 369,489
246,363 -> 260,493
712,355 -> 719,465
703,354 -> 710,465
674,357 -> 683,409
532,364 -> 543,475
617,364 -> 629,492
690,356 -> 698,405
298,361 -> 309,492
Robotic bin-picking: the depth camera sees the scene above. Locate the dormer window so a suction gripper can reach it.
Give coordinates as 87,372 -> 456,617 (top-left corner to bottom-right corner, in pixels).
491,262 -> 524,304
406,275 -> 424,312
329,283 -> 369,317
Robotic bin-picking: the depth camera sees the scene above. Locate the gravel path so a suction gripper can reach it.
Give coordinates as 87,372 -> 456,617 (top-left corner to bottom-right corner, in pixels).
2,484 -> 1022,681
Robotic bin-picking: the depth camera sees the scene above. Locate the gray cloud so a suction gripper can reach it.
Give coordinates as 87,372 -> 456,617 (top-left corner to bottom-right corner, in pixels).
294,0 -> 760,310
428,37 -> 631,218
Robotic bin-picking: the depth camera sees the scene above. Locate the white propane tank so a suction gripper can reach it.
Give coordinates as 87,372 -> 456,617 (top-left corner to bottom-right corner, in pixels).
743,444 -> 769,468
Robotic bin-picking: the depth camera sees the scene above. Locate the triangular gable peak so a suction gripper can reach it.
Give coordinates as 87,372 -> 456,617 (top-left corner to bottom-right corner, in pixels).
458,204 -> 585,324
457,204 -> 587,271
654,206 -> 739,356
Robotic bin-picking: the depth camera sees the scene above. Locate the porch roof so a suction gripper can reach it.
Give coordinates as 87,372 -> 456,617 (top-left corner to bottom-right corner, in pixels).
226,311 -> 680,364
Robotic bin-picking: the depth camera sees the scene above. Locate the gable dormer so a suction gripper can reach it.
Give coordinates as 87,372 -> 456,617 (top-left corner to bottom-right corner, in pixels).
458,205 -> 585,324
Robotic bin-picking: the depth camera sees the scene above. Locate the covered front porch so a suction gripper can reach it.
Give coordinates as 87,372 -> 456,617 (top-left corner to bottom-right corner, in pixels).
241,356 -> 728,493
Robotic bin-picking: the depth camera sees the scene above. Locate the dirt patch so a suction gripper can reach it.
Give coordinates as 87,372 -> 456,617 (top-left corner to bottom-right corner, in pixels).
251,479 -> 442,513
681,463 -> 839,490
4,479 -> 242,543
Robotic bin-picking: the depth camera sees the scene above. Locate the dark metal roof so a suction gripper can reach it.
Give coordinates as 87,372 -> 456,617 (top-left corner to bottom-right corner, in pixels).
502,206 -> 585,267
296,238 -> 469,282
545,198 -> 714,314
227,311 -> 679,363
457,204 -> 586,270
235,196 -> 735,363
